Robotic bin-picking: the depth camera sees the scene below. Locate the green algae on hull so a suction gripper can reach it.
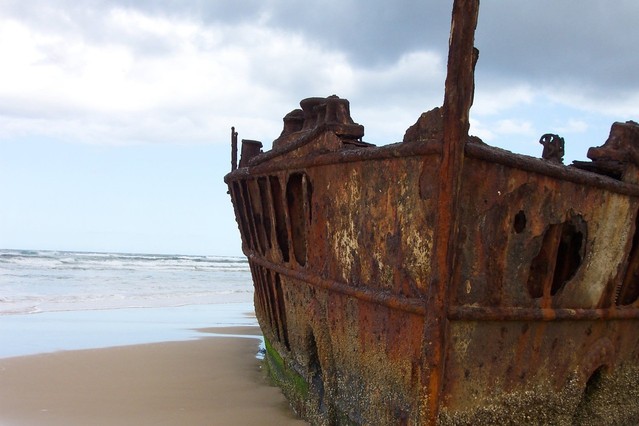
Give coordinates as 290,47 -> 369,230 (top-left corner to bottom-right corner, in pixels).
263,337 -> 309,413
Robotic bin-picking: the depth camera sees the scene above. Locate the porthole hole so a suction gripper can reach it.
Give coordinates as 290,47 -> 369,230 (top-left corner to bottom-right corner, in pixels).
514,210 -> 527,233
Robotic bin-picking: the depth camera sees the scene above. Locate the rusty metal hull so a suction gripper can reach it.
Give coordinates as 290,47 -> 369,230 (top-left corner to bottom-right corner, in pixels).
225,134 -> 639,424
224,2 -> 639,424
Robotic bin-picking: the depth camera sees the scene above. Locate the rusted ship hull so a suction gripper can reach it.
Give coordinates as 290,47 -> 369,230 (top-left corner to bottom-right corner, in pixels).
225,1 -> 639,424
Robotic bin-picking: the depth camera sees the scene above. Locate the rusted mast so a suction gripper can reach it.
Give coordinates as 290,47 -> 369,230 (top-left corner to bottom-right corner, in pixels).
421,0 -> 480,423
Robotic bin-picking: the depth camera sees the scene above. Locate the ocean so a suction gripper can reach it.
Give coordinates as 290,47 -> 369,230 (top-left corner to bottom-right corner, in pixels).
0,249 -> 258,358
0,249 -> 253,314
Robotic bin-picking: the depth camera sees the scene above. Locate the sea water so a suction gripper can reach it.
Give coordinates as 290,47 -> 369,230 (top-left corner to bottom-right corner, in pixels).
0,249 -> 253,314
0,249 -> 258,358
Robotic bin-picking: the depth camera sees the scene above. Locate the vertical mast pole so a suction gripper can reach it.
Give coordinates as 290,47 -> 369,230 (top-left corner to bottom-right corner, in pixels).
422,0 -> 480,423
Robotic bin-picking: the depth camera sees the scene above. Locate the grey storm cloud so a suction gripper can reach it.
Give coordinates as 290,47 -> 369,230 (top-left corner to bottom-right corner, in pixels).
6,0 -> 637,94
477,1 -> 639,97
102,0 -> 452,65
259,0 -> 452,66
127,0 -> 639,99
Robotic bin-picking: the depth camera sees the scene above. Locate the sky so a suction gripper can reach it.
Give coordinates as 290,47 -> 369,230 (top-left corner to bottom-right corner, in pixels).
1,1 -> 638,256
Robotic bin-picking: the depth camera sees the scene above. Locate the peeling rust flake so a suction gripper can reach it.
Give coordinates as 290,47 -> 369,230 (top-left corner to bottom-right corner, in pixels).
224,1 -> 639,425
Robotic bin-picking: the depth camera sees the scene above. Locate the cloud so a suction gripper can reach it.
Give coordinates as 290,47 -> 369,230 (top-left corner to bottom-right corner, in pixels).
470,117 -> 535,143
0,1 -> 449,147
546,88 -> 639,119
261,0 -> 452,67
0,5 -> 317,144
494,119 -> 535,136
0,0 -> 637,151
472,83 -> 536,116
476,1 -> 639,104
555,119 -> 589,135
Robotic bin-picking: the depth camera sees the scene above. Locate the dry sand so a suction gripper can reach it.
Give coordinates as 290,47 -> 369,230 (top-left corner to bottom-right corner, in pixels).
0,326 -> 307,425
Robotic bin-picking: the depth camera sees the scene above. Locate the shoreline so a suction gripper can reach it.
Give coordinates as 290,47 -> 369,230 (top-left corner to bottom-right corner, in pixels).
0,326 -> 306,425
0,302 -> 257,359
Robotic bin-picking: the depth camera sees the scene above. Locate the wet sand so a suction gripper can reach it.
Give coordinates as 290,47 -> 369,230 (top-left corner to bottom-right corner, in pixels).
0,326 -> 306,425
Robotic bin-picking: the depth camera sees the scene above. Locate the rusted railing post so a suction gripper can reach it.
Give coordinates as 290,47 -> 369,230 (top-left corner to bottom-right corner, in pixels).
231,126 -> 238,171
421,0 -> 480,424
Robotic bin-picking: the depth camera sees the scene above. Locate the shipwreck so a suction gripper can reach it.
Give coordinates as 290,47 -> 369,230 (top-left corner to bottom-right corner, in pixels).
224,0 -> 639,424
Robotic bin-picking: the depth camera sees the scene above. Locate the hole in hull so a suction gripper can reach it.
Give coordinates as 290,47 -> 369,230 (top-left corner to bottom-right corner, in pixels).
308,331 -> 325,413
572,366 -> 606,425
287,173 -> 310,266
617,210 -> 639,306
513,210 -> 526,234
527,216 -> 586,300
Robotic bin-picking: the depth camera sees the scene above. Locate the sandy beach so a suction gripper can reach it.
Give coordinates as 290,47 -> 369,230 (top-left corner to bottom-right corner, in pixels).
0,326 -> 307,425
